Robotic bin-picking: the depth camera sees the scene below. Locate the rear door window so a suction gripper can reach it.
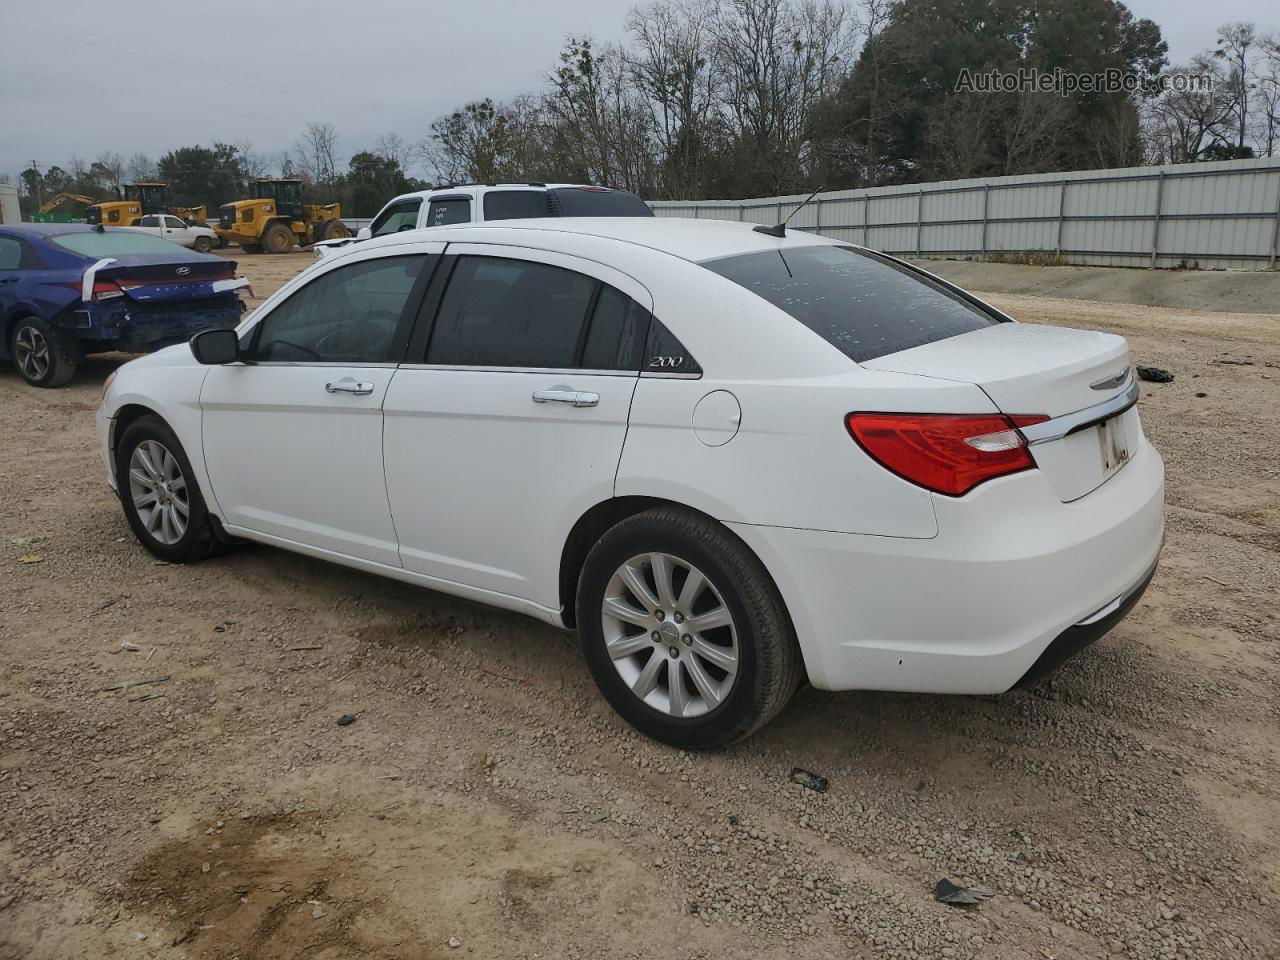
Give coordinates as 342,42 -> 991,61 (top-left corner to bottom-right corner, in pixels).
0,236 -> 22,270
426,255 -> 595,368
425,197 -> 471,227
704,245 -> 999,363
371,199 -> 422,237
581,284 -> 648,371
547,187 -> 653,217
483,190 -> 550,221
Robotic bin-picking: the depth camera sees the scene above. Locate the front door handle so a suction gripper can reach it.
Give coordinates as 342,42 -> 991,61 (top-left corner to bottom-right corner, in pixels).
326,377 -> 375,396
532,388 -> 599,408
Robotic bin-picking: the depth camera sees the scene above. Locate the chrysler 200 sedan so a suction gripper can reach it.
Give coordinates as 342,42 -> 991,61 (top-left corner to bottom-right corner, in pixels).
97,218 -> 1164,747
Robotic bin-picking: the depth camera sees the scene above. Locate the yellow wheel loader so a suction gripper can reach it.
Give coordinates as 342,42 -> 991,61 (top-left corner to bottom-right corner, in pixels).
214,179 -> 349,253
86,182 -> 169,226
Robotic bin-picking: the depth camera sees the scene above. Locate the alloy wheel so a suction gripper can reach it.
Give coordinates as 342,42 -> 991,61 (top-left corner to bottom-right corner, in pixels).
14,326 -> 50,382
600,552 -> 739,718
127,440 -> 189,546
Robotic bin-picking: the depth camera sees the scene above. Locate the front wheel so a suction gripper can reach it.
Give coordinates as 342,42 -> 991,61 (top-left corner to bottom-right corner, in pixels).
115,415 -> 218,563
576,507 -> 802,748
11,316 -> 77,388
193,236 -> 213,253
262,223 -> 294,254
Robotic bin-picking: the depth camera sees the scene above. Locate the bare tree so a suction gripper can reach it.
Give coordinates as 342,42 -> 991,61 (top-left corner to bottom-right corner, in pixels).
125,152 -> 156,183
712,0 -> 855,192
627,0 -> 721,198
1251,34 -> 1280,156
92,151 -> 125,193
375,132 -> 411,170
294,122 -> 339,184
235,140 -> 271,180
1215,22 -> 1258,151
1142,55 -> 1237,162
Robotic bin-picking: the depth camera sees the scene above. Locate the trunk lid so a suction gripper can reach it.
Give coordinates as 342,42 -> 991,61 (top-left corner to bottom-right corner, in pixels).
862,323 -> 1137,502
95,256 -> 243,303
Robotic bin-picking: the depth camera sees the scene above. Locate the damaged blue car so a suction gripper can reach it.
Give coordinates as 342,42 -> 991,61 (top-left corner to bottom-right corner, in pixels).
0,223 -> 249,387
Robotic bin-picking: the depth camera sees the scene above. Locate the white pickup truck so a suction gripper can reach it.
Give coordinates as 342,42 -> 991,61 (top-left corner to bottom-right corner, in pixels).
113,214 -> 219,253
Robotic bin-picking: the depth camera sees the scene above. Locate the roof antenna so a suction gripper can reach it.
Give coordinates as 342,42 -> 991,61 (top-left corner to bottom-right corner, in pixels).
753,185 -> 824,238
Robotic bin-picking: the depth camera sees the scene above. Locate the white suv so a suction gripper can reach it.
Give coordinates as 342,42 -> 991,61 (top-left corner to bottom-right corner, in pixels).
313,183 -> 652,258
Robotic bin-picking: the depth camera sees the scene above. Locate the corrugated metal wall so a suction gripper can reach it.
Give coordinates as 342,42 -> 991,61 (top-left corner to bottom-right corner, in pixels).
649,157 -> 1280,271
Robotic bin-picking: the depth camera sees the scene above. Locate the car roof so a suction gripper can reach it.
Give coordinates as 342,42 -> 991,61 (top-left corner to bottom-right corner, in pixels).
353,216 -> 844,265
0,222 -> 101,238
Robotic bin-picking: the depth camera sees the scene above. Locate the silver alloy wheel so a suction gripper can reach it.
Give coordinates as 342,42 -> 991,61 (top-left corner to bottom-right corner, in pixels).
14,325 -> 50,382
127,440 -> 189,546
601,552 -> 739,719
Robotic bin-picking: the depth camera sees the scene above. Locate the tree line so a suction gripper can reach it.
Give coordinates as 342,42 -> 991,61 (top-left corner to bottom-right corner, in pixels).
10,0 -> 1279,218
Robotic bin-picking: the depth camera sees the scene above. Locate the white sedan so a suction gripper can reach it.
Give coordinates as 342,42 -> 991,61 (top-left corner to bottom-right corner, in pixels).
97,218 -> 1164,746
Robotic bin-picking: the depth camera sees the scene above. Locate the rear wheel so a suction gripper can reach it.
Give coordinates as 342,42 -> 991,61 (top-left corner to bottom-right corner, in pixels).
11,316 -> 77,388
262,223 -> 294,254
577,507 -> 802,748
193,236 -> 213,253
115,415 -> 218,563
320,219 -> 350,242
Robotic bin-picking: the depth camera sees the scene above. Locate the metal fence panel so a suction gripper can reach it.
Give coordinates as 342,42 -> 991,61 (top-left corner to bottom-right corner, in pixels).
649,156 -> 1280,271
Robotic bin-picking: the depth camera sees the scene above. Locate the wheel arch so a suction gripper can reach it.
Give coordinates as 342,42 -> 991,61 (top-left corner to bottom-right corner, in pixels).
558,495 -> 791,635
109,402 -> 164,463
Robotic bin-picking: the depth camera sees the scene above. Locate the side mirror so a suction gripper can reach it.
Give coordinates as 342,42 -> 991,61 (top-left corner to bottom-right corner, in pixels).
356,226 -> 371,241
190,328 -> 240,365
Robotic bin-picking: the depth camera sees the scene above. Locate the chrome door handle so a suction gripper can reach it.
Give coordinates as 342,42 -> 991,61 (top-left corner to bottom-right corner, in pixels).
325,377 -> 375,396
532,388 -> 600,408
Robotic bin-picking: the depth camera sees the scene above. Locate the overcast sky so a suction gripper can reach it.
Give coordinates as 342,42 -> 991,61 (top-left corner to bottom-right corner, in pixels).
1,0 -> 1275,184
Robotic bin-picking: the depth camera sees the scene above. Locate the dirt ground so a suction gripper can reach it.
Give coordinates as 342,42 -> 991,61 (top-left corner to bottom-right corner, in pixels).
1,252 -> 1278,960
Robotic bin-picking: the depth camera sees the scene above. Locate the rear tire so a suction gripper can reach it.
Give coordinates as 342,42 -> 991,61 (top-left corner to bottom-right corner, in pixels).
320,219 -> 350,242
193,236 -> 213,253
262,223 -> 294,254
576,507 -> 802,748
10,316 -> 77,388
115,415 -> 218,564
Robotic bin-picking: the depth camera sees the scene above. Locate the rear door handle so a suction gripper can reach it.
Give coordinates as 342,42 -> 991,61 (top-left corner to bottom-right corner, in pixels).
326,377 -> 374,396
532,388 -> 599,408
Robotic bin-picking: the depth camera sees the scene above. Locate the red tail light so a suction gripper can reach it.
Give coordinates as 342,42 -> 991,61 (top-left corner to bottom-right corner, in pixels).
846,412 -> 1048,496
91,280 -> 125,301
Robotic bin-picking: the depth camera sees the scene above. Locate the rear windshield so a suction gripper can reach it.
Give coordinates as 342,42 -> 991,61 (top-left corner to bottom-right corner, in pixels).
704,245 -> 1000,363
548,188 -> 654,218
51,231 -> 188,258
484,190 -> 551,220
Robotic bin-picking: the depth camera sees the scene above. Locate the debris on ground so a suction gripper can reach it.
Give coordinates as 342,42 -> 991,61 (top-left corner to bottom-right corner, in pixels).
934,879 -> 995,906
447,936 -> 462,949
789,768 -> 828,792
15,555 -> 43,564
98,676 -> 169,692
1136,365 -> 1174,383
336,714 -> 357,726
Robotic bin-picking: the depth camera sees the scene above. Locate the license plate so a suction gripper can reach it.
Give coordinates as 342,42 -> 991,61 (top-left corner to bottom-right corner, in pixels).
1096,415 -> 1132,478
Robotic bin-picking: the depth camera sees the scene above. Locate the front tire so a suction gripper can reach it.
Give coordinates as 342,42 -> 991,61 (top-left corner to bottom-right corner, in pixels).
11,316 -> 77,388
193,236 -> 213,253
576,507 -> 802,748
262,222 -> 294,254
115,415 -> 218,563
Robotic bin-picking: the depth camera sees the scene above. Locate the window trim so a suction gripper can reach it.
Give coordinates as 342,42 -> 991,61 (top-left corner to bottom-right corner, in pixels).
240,251 -> 441,366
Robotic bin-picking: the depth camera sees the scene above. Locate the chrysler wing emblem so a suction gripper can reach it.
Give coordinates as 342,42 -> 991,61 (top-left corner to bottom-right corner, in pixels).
175,266 -> 191,276
1090,369 -> 1129,390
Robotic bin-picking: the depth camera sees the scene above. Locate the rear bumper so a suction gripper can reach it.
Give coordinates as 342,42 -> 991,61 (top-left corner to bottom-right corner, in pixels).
728,438 -> 1165,694
1014,554 -> 1158,687
63,297 -> 241,353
